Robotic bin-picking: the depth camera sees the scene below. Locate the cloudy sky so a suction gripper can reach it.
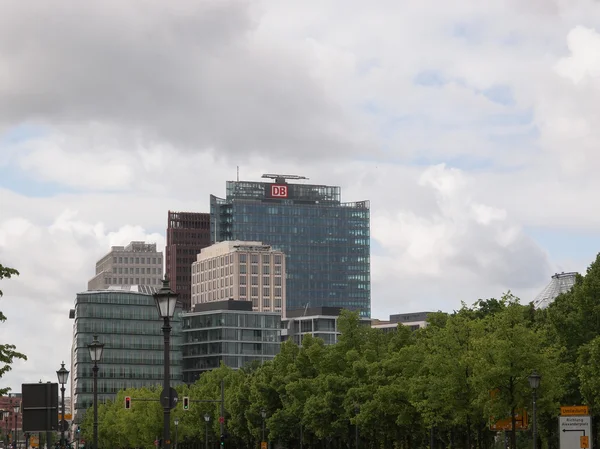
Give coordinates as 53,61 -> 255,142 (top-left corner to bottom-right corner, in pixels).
2,0 -> 600,393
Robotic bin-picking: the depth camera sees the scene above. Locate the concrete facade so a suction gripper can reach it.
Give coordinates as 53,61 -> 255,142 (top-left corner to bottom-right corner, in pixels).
87,242 -> 163,290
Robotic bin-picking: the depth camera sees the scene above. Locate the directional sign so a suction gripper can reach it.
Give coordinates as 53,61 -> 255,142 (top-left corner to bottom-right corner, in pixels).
490,411 -> 528,431
581,436 -> 590,448
560,416 -> 593,449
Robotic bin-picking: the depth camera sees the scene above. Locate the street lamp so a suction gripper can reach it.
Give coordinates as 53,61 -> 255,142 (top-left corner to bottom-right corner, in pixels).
261,409 -> 266,447
88,335 -> 104,449
354,406 -> 359,449
56,362 -> 70,449
173,419 -> 179,449
528,371 -> 541,449
204,414 -> 210,449
153,277 -> 179,449
13,402 -> 19,449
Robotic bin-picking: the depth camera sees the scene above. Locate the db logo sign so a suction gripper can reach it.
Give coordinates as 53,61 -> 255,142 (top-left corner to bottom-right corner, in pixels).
271,185 -> 288,198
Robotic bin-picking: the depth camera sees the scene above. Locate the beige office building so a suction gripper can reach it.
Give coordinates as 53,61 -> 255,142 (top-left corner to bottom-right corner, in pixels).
87,241 -> 163,290
191,241 -> 285,314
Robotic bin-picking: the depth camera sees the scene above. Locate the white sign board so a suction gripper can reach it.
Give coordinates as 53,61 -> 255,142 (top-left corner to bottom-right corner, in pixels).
560,416 -> 592,449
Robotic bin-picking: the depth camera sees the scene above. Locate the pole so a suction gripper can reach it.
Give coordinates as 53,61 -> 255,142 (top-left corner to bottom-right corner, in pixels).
220,380 -> 224,438
262,418 -> 265,443
300,423 -> 303,449
60,384 -> 66,449
205,421 -> 208,449
93,362 -> 99,449
163,317 -> 172,449
430,426 -> 434,449
174,423 -> 178,449
532,389 -> 537,449
14,411 -> 17,449
355,422 -> 358,449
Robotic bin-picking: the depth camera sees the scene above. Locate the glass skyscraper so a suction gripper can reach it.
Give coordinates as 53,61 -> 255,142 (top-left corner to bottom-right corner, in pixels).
70,286 -> 182,423
210,176 -> 370,316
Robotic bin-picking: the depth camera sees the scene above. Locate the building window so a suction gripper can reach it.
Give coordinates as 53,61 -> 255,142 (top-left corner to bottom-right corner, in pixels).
252,298 -> 258,308
240,286 -> 247,297
251,254 -> 259,264
240,275 -> 246,285
263,276 -> 270,286
274,277 -> 282,286
262,255 -> 270,264
251,287 -> 258,297
275,298 -> 282,308
136,268 -> 140,274
118,278 -> 122,284
113,257 -> 117,263
136,257 -> 140,263
274,255 -> 282,264
239,254 -> 247,263
263,265 -> 270,275
251,265 -> 259,275
251,276 -> 258,286
263,297 -> 270,308
136,278 -> 139,284
239,264 -> 247,274
263,287 -> 270,297
275,287 -> 282,297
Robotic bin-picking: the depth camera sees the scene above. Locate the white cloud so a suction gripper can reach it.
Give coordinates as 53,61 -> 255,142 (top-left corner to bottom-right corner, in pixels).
2,0 -> 600,393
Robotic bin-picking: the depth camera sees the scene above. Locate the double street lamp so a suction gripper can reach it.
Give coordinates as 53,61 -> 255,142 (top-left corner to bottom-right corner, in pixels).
88,335 -> 104,449
153,277 -> 179,449
56,362 -> 70,449
528,371 -> 541,449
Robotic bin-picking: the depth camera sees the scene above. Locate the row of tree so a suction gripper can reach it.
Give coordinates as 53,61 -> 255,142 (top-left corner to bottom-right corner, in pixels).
74,255 -> 600,448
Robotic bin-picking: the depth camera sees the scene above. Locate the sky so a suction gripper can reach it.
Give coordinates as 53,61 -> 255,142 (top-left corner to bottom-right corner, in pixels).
2,0 -> 600,394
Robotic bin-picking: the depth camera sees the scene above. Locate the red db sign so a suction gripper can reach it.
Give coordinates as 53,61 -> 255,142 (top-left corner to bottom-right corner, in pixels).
271,185 -> 288,198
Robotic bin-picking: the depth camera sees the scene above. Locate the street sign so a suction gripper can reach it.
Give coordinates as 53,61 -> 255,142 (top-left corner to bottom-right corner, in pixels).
560,416 -> 593,449
59,420 -> 69,432
490,411 -> 528,431
160,387 -> 178,409
261,442 -> 267,449
562,406 -> 590,416
58,414 -> 72,421
219,416 -> 224,424
154,440 -> 159,447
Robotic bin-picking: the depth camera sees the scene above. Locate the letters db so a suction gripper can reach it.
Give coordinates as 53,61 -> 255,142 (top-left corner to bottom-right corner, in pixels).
271,185 -> 288,198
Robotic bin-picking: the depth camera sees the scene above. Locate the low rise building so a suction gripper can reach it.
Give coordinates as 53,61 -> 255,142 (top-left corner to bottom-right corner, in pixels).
181,300 -> 281,383
371,311 -> 432,333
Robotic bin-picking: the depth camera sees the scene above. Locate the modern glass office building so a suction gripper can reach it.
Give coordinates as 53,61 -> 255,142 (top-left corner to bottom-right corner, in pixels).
70,286 -> 182,423
181,300 -> 281,383
210,175 -> 370,317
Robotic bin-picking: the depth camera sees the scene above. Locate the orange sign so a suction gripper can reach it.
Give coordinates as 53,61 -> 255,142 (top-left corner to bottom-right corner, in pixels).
561,406 -> 589,416
261,442 -> 267,449
581,436 -> 589,448
30,435 -> 39,448
490,410 -> 529,431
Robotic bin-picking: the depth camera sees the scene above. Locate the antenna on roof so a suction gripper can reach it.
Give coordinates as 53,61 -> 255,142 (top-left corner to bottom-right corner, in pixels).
261,174 -> 309,184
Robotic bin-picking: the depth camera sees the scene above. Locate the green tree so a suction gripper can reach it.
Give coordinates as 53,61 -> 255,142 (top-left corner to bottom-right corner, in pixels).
0,263 -> 27,395
471,295 -> 566,449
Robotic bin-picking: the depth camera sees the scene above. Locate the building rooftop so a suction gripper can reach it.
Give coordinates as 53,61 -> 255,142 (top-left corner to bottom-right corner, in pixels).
534,272 -> 578,309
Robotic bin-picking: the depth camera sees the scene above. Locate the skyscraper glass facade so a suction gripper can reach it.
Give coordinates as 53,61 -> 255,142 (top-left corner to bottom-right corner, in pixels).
210,179 -> 370,316
71,288 -> 182,423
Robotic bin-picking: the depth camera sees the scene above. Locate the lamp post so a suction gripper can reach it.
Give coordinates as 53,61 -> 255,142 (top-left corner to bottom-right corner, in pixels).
173,419 -> 179,449
261,409 -> 266,447
153,277 -> 179,449
88,335 -> 104,449
13,402 -> 19,449
57,362 -> 70,449
354,406 -> 359,449
528,371 -> 541,449
204,415 -> 210,449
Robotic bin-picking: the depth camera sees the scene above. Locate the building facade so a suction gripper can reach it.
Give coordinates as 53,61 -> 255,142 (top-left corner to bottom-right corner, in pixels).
166,211 -> 212,310
87,242 -> 163,291
210,175 -> 370,317
70,286 -> 182,424
371,312 -> 432,333
191,241 -> 286,315
0,394 -> 22,446
181,300 -> 281,383
281,306 -> 371,345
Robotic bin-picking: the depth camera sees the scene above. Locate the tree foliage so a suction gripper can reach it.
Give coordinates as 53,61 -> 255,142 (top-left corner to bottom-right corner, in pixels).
0,263 -> 27,395
79,253 -> 600,449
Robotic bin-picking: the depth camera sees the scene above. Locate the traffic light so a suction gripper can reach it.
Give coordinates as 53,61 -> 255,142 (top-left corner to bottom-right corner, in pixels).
182,396 -> 189,410
125,396 -> 131,409
220,434 -> 225,447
